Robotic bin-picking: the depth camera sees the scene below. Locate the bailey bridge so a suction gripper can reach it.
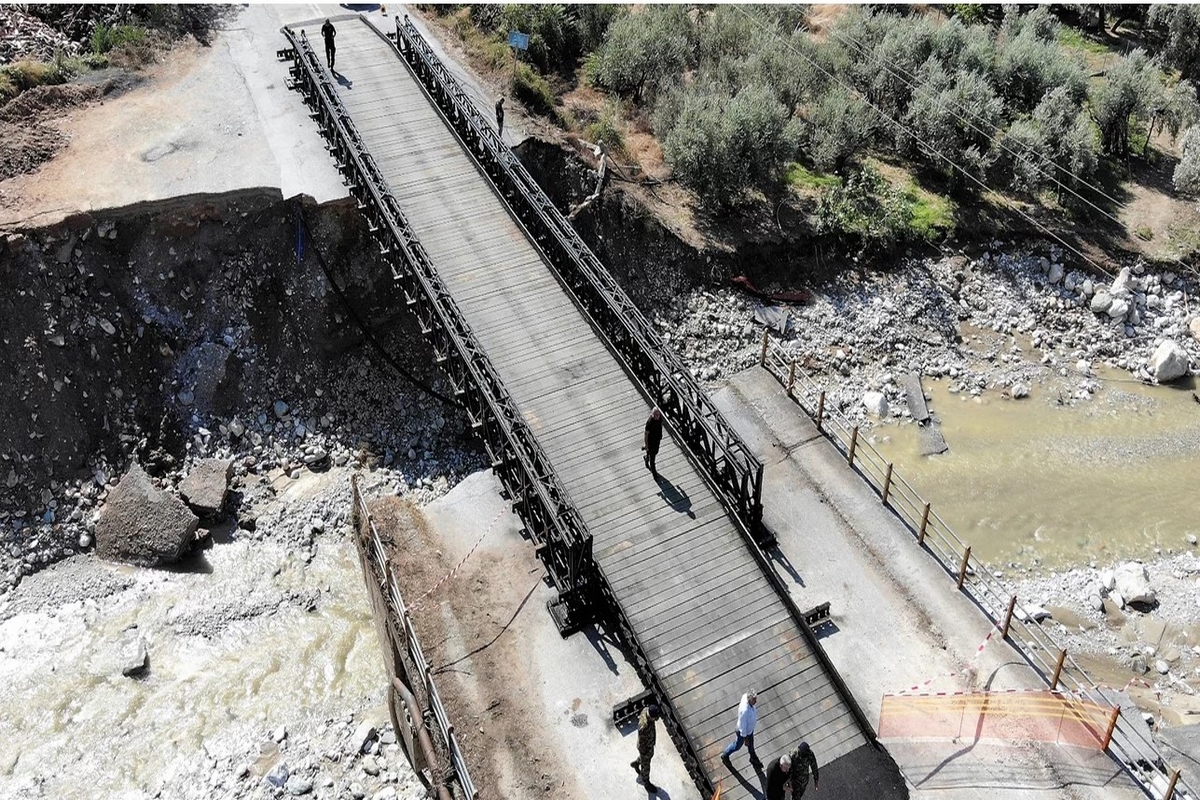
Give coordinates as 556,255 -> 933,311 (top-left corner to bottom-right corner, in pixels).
280,15 -> 906,799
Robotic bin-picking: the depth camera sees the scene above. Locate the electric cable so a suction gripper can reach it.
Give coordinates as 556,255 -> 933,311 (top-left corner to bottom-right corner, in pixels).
293,201 -> 465,410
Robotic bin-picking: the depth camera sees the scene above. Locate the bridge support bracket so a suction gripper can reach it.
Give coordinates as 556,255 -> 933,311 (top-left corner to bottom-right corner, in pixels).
611,688 -> 655,728
546,592 -> 591,638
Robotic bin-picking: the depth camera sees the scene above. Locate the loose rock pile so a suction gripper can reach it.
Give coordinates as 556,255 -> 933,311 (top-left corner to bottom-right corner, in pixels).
1,202 -> 485,595
655,244 -> 1198,427
0,6 -> 80,66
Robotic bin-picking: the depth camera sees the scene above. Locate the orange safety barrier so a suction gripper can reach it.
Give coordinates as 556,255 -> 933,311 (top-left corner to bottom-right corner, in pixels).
879,690 -> 1115,750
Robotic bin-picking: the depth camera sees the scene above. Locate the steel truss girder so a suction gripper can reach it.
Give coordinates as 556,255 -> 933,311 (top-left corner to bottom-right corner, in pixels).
280,27 -> 594,611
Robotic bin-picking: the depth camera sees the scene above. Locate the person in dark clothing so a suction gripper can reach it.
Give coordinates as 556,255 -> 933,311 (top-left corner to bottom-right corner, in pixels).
789,741 -> 820,797
642,407 -> 663,480
495,96 -> 505,137
630,704 -> 660,792
321,19 -> 336,70
764,754 -> 791,800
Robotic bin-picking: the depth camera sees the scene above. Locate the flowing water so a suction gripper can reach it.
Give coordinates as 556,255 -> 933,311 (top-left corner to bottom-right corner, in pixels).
0,518 -> 382,799
874,369 -> 1200,569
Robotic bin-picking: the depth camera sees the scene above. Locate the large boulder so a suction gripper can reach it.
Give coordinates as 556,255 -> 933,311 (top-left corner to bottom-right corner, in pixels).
179,458 -> 233,517
1090,291 -> 1113,314
1113,562 -> 1156,606
1189,317 -> 1200,344
862,391 -> 889,417
1150,340 -> 1190,383
95,464 -> 199,566
1110,267 -> 1134,298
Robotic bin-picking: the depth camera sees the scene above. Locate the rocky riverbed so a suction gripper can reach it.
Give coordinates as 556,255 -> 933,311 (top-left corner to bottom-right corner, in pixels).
0,467 -> 429,800
655,243 -> 1198,425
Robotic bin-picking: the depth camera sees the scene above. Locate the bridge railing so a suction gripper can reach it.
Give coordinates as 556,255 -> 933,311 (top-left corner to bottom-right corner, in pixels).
393,15 -> 766,544
760,335 -> 1191,799
351,477 -> 474,800
280,27 -> 593,605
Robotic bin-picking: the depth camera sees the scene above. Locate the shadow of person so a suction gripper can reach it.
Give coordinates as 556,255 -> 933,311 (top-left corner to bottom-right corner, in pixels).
333,70 -> 353,89
649,786 -> 672,798
656,477 -> 695,519
723,761 -> 765,799
766,545 -> 804,588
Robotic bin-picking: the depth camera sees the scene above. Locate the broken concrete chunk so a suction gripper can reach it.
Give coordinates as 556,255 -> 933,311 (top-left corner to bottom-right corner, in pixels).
95,463 -> 199,566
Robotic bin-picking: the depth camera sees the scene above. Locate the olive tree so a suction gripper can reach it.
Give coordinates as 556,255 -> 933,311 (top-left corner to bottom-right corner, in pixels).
589,5 -> 691,102
1175,125 -> 1200,196
804,87 -> 877,174
659,82 -> 798,206
1149,5 -> 1200,83
1092,49 -> 1162,158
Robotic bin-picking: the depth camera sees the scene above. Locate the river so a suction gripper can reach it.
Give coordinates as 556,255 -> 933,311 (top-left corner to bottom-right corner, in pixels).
875,369 -> 1200,569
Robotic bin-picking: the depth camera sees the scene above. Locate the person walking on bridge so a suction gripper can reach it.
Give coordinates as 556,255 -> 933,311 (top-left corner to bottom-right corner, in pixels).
495,95 -> 505,138
720,689 -> 762,771
321,18 -> 337,71
630,704 -> 660,793
789,741 -> 820,797
642,407 -> 663,481
764,754 -> 791,800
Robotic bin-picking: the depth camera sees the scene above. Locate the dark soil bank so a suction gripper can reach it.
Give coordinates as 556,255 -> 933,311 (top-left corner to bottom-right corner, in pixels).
0,189 -> 468,549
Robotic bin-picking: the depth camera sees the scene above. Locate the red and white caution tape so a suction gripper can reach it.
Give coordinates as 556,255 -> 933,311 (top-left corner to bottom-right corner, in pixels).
408,508 -> 504,613
895,624 -> 1001,695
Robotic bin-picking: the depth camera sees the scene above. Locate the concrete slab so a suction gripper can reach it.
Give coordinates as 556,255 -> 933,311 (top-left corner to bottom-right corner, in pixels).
412,470 -> 695,800
711,366 -> 1143,799
900,373 -> 931,424
0,4 -> 347,230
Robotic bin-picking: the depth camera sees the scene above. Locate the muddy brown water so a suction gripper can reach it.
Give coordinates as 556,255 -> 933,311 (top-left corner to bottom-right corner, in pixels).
874,369 -> 1200,569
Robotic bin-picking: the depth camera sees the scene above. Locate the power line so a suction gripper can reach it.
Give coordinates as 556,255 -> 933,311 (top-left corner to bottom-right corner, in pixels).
736,6 -> 1120,278
818,10 -> 1199,279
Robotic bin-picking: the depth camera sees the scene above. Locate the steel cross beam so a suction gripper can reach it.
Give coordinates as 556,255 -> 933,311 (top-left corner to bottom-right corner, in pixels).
392,16 -> 768,546
279,27 -> 594,612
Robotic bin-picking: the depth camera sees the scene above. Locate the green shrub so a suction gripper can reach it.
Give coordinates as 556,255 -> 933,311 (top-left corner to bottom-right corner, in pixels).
815,166 -> 912,250
1,59 -> 70,92
92,23 -> 148,56
582,104 -> 625,157
589,6 -> 691,102
511,63 -> 555,116
0,71 -> 16,104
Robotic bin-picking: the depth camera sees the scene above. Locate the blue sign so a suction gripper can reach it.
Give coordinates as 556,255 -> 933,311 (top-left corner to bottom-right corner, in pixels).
507,31 -> 530,51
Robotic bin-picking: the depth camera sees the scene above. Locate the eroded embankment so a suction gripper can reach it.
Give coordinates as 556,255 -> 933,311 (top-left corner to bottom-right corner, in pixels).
0,189 -> 483,591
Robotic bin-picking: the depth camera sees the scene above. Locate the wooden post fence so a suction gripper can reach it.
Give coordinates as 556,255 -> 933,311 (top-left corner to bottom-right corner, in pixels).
881,463 -> 893,505
918,503 -> 930,544
816,391 -> 825,432
759,330 -> 769,366
787,360 -> 796,396
847,426 -> 859,466
956,545 -> 971,589
1001,595 -> 1018,639
1051,649 -> 1067,690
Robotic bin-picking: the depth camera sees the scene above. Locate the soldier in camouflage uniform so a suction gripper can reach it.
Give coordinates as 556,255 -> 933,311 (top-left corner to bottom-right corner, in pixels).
630,704 -> 661,792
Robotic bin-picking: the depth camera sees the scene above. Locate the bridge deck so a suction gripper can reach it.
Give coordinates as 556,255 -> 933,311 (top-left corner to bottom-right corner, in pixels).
321,18 -> 869,793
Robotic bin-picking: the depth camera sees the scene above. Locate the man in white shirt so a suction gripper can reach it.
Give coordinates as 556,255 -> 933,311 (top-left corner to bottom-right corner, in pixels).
720,690 -> 763,770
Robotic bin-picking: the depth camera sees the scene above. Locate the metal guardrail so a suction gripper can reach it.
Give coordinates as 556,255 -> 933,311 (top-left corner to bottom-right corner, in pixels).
392,15 -> 767,543
760,334 -> 1191,799
351,477 -> 475,800
280,27 -> 593,607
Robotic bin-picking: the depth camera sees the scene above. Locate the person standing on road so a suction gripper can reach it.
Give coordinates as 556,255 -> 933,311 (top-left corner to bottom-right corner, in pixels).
630,704 -> 660,793
764,754 -> 791,800
321,18 -> 337,70
789,741 -> 820,797
642,407 -> 663,480
720,690 -> 762,770
495,95 -> 505,138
